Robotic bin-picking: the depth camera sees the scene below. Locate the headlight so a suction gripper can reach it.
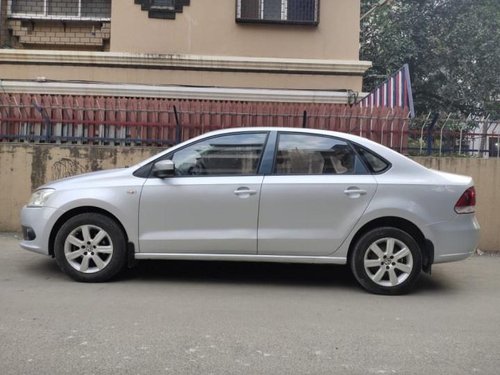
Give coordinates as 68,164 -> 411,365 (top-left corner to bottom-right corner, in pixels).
28,189 -> 55,207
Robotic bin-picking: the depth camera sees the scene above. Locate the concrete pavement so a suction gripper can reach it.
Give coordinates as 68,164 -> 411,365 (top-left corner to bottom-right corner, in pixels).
1,233 -> 499,374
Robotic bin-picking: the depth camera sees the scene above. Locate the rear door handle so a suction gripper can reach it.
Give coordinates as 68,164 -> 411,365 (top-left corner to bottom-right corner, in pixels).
344,187 -> 367,198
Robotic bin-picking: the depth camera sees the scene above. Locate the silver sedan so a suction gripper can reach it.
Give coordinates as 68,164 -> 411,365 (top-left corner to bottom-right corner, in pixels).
20,128 -> 480,294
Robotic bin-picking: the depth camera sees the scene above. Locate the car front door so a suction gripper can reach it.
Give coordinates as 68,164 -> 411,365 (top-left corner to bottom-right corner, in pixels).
258,132 -> 377,257
139,132 -> 269,254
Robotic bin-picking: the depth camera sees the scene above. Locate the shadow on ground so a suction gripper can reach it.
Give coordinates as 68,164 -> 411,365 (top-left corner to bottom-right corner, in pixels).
24,256 -> 451,294
123,260 -> 447,294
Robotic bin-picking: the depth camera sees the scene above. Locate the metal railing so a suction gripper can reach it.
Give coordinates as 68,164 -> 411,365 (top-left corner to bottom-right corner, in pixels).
2,93 -> 498,157
405,113 -> 500,158
0,92 -> 410,149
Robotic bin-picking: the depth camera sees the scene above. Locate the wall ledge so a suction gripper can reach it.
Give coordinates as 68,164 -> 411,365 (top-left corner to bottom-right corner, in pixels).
0,80 -> 352,104
0,49 -> 371,76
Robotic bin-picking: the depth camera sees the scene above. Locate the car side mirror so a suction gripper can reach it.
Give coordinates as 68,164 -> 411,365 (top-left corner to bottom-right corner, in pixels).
153,160 -> 175,179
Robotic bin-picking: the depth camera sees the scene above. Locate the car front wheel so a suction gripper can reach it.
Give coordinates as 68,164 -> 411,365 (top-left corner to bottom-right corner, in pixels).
54,213 -> 127,282
350,227 -> 422,295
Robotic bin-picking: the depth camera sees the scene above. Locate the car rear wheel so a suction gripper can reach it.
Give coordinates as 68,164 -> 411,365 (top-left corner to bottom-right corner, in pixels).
350,227 -> 422,295
54,213 -> 127,282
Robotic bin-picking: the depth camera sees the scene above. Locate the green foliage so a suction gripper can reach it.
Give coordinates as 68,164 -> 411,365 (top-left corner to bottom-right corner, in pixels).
361,0 -> 500,116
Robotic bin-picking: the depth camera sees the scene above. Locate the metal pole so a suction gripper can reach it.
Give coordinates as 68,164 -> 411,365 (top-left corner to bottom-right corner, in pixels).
400,114 -> 410,153
173,105 -> 181,144
459,125 -> 466,156
439,113 -> 452,156
381,112 -> 390,144
481,114 -> 491,157
302,110 -> 307,128
419,112 -> 431,155
389,109 -> 394,149
497,135 -> 500,158
427,113 -> 439,156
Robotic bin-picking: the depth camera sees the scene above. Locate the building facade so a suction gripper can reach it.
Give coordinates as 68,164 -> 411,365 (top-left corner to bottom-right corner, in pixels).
0,0 -> 370,100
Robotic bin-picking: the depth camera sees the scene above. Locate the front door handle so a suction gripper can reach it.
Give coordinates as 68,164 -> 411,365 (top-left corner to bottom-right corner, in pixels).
234,188 -> 257,197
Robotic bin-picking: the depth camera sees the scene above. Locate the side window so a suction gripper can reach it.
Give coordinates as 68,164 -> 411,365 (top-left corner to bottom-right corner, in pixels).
171,133 -> 268,176
274,133 -> 366,175
354,145 -> 390,173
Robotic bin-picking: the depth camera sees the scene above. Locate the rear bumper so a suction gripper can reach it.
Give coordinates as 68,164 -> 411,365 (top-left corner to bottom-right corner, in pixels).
425,215 -> 480,264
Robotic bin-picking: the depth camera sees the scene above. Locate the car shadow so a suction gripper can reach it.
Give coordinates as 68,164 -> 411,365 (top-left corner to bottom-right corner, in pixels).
120,260 -> 452,295
122,260 -> 358,289
24,257 -> 455,294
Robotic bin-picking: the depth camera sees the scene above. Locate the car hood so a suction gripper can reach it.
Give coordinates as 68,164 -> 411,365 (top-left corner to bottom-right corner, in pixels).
38,168 -> 134,190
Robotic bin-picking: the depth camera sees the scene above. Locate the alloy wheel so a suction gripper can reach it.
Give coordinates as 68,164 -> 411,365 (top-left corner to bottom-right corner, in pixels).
363,237 -> 414,287
64,224 -> 114,274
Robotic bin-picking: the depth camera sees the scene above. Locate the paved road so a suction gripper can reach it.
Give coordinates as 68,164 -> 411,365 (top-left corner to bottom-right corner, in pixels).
1,233 -> 499,375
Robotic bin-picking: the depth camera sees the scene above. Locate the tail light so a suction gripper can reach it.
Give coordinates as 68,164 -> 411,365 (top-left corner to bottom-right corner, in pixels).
454,187 -> 476,214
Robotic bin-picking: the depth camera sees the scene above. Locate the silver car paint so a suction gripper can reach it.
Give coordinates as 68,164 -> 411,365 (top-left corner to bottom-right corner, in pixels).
139,176 -> 263,254
257,174 -> 377,256
20,127 -> 479,265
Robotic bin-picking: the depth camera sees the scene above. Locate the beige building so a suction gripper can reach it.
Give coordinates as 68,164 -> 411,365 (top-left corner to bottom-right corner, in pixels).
0,0 -> 370,101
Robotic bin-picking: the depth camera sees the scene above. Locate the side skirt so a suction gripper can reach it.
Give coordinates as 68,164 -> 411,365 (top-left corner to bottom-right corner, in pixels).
134,253 -> 347,265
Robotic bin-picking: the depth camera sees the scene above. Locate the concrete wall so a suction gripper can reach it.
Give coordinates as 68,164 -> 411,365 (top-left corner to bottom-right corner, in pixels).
0,144 -> 158,232
1,146 -> 497,251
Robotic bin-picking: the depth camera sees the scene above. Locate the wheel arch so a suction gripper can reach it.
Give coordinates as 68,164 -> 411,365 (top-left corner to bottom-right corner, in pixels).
48,206 -> 130,257
347,216 -> 434,272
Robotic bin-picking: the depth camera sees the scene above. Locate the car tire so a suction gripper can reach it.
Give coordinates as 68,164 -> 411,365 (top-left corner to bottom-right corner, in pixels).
350,227 -> 422,295
54,213 -> 127,282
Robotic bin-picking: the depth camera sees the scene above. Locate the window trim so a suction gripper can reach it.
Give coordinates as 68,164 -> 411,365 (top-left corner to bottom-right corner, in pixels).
236,0 -> 320,26
8,0 -> 112,22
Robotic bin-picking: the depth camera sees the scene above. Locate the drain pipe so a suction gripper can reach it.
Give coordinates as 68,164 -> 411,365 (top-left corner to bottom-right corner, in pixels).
0,0 -> 5,47
0,0 -> 3,46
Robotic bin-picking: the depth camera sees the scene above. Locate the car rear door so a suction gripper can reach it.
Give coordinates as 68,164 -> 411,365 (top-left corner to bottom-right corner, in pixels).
257,132 -> 377,257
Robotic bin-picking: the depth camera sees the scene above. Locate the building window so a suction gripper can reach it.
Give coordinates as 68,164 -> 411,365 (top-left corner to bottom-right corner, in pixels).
134,0 -> 191,20
8,0 -> 112,21
236,0 -> 319,25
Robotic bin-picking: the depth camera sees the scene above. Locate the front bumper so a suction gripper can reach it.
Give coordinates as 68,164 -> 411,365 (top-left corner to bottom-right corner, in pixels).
425,215 -> 480,264
19,206 -> 61,256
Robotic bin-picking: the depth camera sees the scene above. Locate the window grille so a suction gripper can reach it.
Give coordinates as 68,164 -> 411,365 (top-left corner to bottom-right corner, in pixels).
8,0 -> 112,20
134,0 -> 191,20
236,0 -> 319,25
151,0 -> 176,10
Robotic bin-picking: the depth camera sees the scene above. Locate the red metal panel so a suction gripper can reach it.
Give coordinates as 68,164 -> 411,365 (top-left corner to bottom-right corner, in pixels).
0,92 -> 410,150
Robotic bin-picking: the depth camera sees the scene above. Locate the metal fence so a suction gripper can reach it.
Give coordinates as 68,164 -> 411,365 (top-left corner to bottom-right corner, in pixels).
0,92 -> 410,149
2,92 -> 498,157
406,113 -> 500,158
